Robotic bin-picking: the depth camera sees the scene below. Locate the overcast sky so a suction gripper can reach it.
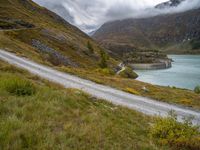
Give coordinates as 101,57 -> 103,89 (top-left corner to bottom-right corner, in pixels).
33,0 -> 200,33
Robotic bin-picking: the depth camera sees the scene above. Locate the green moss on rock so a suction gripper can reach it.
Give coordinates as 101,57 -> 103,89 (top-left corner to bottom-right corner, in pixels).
119,67 -> 138,79
194,86 -> 200,94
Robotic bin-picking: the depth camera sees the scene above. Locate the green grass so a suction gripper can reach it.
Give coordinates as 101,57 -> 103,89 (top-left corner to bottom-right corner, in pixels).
1,60 -> 199,150
1,0 -> 199,110
0,61 -> 170,150
0,75 -> 36,96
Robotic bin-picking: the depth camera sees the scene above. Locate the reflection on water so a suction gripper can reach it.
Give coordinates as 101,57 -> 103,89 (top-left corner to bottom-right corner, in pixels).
135,55 -> 200,90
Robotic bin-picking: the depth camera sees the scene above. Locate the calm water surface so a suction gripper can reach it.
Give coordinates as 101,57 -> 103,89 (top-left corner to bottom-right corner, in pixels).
135,55 -> 200,90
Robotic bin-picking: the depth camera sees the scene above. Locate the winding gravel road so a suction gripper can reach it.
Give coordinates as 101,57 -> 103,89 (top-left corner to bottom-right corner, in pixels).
0,49 -> 200,125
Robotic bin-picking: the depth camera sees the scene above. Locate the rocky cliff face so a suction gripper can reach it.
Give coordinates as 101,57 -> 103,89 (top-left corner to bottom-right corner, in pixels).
93,7 -> 200,54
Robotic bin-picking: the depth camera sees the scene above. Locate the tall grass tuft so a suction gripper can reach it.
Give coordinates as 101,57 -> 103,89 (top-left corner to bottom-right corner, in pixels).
0,76 -> 36,96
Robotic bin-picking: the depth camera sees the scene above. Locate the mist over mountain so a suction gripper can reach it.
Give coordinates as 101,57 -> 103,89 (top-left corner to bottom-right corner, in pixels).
93,7 -> 200,55
32,0 -> 200,33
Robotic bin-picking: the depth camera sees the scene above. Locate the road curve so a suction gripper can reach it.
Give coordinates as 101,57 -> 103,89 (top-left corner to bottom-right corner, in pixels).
0,49 -> 200,125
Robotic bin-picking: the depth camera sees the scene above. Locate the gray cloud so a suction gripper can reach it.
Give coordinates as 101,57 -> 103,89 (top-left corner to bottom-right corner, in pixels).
32,0 -> 200,33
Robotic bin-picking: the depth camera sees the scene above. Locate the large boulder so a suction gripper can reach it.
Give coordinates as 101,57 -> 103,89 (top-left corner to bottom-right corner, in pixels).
119,67 -> 138,79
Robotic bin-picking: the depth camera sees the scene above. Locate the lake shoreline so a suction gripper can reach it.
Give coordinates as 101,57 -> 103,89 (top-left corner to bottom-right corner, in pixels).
135,55 -> 200,90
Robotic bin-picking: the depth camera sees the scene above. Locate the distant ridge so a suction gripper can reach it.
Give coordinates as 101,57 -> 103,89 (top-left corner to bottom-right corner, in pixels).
93,7 -> 200,54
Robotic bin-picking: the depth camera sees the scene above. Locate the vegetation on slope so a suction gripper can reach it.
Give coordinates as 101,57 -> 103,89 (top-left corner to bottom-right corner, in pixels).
0,0 -> 117,69
0,61 -> 170,150
0,0 -> 199,111
194,86 -> 200,94
0,76 -> 36,96
150,113 -> 200,150
60,67 -> 200,110
119,67 -> 138,79
190,39 -> 200,50
1,60 -> 199,150
0,19 -> 34,29
0,1 -> 199,149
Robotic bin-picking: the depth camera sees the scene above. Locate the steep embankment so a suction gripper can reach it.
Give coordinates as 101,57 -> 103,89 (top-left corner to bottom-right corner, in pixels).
0,0 -> 117,69
0,60 -> 167,150
93,8 -> 200,54
1,49 -> 200,124
0,0 -> 200,108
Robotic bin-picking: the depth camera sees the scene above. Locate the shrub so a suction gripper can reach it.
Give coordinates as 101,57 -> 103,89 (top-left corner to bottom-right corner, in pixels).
150,112 -> 200,150
0,76 -> 36,96
99,50 -> 108,68
124,88 -> 140,95
95,68 -> 115,76
191,40 -> 200,50
180,99 -> 192,105
87,41 -> 94,53
194,86 -> 200,94
0,20 -> 15,29
119,67 -> 138,79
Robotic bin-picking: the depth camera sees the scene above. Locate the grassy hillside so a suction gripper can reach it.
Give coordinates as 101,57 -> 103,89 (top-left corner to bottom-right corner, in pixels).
0,0 -> 200,110
0,0 -> 117,69
1,59 -> 200,150
0,1 -> 200,149
0,60 -> 172,150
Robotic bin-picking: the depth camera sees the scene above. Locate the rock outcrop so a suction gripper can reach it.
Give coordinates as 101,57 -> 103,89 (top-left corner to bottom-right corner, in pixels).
155,0 -> 185,9
32,39 -> 78,67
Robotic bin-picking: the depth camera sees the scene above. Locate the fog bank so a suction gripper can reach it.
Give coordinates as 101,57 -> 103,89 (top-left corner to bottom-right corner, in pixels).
32,0 -> 200,33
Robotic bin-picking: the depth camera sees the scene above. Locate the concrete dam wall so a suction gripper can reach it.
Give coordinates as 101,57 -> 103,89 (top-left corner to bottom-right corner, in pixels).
130,60 -> 172,70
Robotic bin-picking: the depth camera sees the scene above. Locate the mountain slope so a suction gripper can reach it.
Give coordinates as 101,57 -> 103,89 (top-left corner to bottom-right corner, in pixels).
0,1 -> 200,149
0,60 -> 167,150
0,0 -> 116,69
93,7 -> 200,54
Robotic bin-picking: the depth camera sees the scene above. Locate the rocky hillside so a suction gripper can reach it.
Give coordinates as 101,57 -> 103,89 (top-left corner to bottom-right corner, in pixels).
93,6 -> 200,54
0,0 -> 116,69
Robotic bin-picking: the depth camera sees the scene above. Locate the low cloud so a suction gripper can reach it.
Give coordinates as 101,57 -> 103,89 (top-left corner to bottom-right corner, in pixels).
32,0 -> 200,33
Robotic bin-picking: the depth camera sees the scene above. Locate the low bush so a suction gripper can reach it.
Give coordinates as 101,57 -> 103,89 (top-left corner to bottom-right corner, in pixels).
0,20 -> 16,29
95,68 -> 115,76
87,41 -> 94,53
0,76 -> 36,96
124,88 -> 140,95
119,67 -> 138,79
194,86 -> 200,94
190,40 -> 200,50
180,99 -> 192,106
99,50 -> 108,68
150,112 -> 200,150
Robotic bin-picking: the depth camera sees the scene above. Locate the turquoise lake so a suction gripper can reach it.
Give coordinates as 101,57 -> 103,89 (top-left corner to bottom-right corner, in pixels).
135,55 -> 200,90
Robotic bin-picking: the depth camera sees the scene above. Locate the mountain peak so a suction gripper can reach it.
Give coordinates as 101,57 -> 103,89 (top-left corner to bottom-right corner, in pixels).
155,0 -> 185,9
